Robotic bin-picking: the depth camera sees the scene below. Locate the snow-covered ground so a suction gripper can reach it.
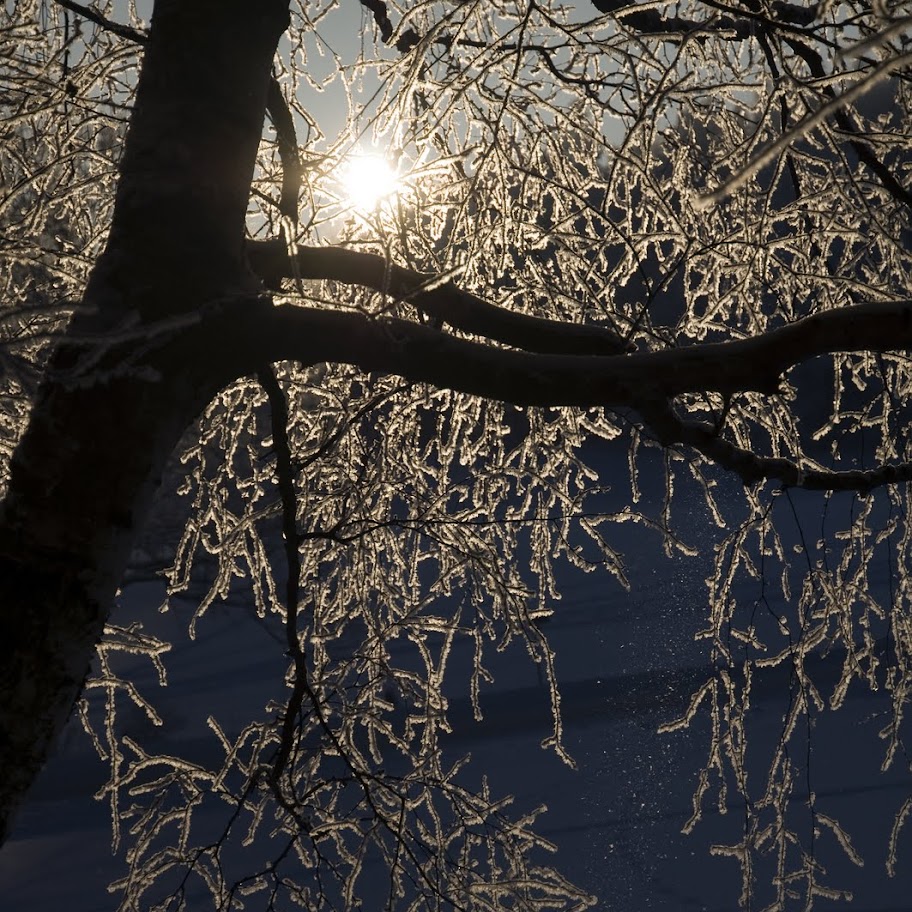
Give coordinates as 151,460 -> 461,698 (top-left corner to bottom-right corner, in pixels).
3,446 -> 912,911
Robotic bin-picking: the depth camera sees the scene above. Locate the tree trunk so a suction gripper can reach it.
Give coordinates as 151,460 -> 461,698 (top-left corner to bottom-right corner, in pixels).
0,0 -> 289,844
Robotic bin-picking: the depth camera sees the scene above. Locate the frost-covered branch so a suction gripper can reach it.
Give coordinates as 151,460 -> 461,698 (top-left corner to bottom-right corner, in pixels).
6,0 -> 912,907
781,32 -> 912,211
699,48 -> 912,206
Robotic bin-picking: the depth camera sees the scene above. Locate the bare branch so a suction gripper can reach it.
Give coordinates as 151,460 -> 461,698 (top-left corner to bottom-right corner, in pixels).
265,79 -> 301,226
637,395 -> 912,492
244,244 -> 912,399
53,0 -> 147,44
255,366 -> 304,784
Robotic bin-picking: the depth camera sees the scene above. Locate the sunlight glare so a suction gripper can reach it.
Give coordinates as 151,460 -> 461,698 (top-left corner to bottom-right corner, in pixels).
341,154 -> 400,211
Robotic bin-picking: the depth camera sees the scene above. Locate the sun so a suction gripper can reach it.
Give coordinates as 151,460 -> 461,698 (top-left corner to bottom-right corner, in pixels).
340,153 -> 400,211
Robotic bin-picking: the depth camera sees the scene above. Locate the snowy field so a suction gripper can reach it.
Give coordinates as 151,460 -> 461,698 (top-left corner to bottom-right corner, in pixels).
3,446 -> 912,911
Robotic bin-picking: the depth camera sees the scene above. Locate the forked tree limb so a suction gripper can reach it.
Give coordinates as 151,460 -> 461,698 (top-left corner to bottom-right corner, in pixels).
635,395 -> 912,492
244,239 -> 912,388
246,239 -> 635,356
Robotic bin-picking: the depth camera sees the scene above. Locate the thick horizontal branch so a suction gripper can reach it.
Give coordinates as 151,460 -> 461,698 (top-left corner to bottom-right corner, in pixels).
199,296 -> 912,493
212,295 -> 912,406
245,239 -> 635,356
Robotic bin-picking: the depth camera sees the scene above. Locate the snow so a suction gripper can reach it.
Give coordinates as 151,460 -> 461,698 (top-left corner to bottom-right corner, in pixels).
2,447 -> 912,911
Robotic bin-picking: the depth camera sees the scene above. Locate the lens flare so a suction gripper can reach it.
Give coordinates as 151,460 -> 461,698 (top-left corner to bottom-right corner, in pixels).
341,154 -> 400,211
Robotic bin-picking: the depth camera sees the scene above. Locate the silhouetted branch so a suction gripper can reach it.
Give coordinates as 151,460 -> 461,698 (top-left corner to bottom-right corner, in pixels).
53,0 -> 147,44
265,79 -> 302,225
635,395 -> 912,492
221,288 -> 912,407
246,239 -> 635,355
202,295 -> 912,493
256,366 -> 305,785
357,0 -> 420,52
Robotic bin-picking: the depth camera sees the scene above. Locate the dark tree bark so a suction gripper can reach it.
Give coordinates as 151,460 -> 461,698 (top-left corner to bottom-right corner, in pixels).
0,0 -> 289,844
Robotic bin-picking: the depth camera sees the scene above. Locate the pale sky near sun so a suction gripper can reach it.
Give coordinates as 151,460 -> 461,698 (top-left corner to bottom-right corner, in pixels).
109,1 -> 399,211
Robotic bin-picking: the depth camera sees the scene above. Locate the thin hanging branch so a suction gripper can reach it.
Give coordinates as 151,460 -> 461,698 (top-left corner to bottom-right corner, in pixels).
256,365 -> 306,786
